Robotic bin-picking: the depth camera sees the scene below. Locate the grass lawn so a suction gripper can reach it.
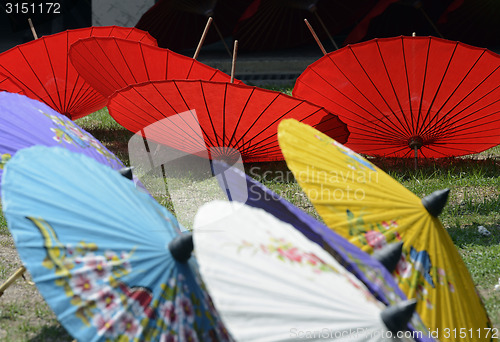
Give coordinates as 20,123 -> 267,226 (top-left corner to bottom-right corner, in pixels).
0,104 -> 499,341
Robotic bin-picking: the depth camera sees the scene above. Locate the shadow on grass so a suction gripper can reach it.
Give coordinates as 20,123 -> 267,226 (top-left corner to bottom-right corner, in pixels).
28,325 -> 71,342
372,156 -> 499,180
83,128 -> 134,165
447,224 -> 500,248
447,196 -> 500,217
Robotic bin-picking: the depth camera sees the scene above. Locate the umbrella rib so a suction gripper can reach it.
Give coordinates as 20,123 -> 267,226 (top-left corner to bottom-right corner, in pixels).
11,46 -> 57,111
226,87 -> 255,148
197,81 -> 223,148
42,38 -> 64,112
417,42 -> 459,135
230,92 -> 282,149
426,50 -> 488,134
303,66 -> 406,139
239,101 -> 317,153
415,37 -> 432,135
428,106 -> 500,139
322,52 -> 409,137
72,41 -> 118,95
428,56 -> 500,135
114,39 -> 141,86
139,43 -> 151,82
348,45 -> 413,137
377,38 -> 414,137
115,88 -> 208,151
223,83 -> 227,146
167,80 -> 220,149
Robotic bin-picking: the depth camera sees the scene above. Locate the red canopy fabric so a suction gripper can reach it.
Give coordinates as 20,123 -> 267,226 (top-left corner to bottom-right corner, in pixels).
294,36 -> 500,158
107,80 -> 349,162
0,72 -> 24,94
0,26 -> 157,120
69,37 -> 242,99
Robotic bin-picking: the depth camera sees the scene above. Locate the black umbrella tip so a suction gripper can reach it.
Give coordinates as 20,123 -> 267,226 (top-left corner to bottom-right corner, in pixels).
372,241 -> 404,273
381,299 -> 417,334
118,167 -> 134,180
422,188 -> 450,217
168,233 -> 193,263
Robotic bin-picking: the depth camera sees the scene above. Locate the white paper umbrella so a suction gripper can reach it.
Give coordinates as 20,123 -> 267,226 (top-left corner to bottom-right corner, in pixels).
193,201 -> 417,342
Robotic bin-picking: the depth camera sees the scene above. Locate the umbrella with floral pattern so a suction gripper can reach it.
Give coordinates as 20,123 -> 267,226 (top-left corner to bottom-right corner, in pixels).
1,146 -> 233,341
193,201 -> 419,341
0,92 -> 124,194
277,118 -> 493,342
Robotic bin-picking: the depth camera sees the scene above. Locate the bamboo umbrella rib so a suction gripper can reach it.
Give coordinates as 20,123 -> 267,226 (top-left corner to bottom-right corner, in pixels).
375,39 -> 415,136
348,45 -> 415,138
135,84 -> 209,151
413,37 -> 431,134
110,88 -> 206,151
428,115 -> 500,142
9,46 -> 57,110
43,39 -> 64,112
428,50 -> 488,133
230,92 -> 282,148
420,45 -> 489,137
417,42 -> 459,136
197,81 -> 224,148
425,98 -> 500,138
430,65 -> 500,135
72,41 -> 121,92
236,102 -> 320,152
301,67 -> 406,139
226,87 -> 256,148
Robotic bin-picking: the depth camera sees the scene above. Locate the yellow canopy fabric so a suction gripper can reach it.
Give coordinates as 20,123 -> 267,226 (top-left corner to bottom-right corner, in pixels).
278,119 -> 493,342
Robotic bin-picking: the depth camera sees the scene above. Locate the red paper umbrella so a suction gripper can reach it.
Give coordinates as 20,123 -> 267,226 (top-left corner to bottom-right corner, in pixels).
293,36 -> 500,158
437,0 -> 500,47
135,0 -> 253,51
0,26 -> 157,120
233,0 -> 378,51
69,37 -> 242,99
107,80 -> 349,162
0,72 -> 23,94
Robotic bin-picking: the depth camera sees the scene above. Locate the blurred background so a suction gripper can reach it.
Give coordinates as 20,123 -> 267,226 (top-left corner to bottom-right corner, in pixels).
1,0 -> 499,85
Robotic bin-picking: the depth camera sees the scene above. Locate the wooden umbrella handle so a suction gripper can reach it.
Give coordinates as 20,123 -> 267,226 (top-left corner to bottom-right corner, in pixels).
193,17 -> 213,60
230,40 -> 238,84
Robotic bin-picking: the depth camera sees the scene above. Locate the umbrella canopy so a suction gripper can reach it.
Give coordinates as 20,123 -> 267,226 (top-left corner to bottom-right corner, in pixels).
293,35 -> 500,158
193,200 -> 419,341
0,92 -> 124,194
107,80 -> 349,163
211,161 -> 434,340
0,72 -> 24,94
68,37 -> 242,99
0,26 -> 157,120
135,0 -> 252,51
277,118 -> 492,342
1,146 -> 233,341
233,0 -> 377,51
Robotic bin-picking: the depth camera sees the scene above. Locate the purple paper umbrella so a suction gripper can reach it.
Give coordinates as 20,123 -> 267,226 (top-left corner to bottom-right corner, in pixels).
212,161 -> 436,342
0,92 -> 126,193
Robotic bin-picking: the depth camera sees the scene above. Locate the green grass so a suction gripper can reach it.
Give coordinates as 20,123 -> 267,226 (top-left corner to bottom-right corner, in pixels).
0,103 -> 499,339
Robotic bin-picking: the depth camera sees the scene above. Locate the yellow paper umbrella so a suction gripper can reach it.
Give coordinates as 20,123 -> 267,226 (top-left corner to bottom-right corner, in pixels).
277,119 -> 493,342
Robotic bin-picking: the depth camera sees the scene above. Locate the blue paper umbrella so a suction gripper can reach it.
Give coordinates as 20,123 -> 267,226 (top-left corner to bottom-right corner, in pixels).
1,146 -> 233,342
0,92 -> 125,193
212,162 -> 435,342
